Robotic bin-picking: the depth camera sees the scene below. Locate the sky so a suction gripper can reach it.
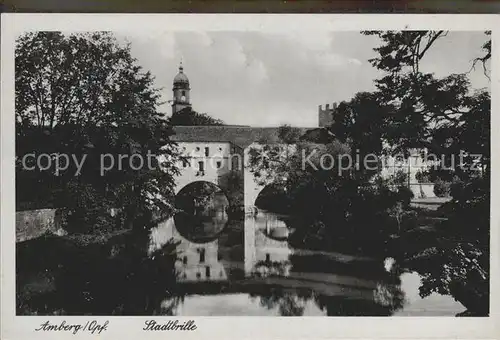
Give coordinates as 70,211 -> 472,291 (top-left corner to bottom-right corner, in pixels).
120,31 -> 490,128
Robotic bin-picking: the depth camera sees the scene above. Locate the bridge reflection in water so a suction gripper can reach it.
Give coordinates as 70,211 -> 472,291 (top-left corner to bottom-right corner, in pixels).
149,209 -> 465,316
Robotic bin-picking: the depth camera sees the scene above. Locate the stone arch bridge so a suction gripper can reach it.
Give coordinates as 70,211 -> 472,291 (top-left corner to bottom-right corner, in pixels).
172,139 -> 293,215
170,126 -> 306,214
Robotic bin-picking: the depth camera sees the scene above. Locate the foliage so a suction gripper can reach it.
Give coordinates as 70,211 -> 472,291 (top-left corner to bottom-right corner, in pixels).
218,170 -> 244,208
247,132 -> 412,256
15,32 -> 179,234
330,92 -> 390,153
255,184 -> 290,213
409,241 -> 488,315
277,124 -> 303,144
415,170 -> 430,183
363,31 -> 490,163
329,92 -> 394,182
392,170 -> 408,187
433,177 -> 451,197
169,107 -> 224,126
364,30 -> 490,313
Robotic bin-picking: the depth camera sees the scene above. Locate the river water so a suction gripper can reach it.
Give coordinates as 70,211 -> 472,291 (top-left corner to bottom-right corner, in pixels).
148,210 -> 465,316
16,207 -> 465,316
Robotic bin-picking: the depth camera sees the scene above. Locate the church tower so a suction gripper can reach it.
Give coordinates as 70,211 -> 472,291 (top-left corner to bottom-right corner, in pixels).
172,62 -> 192,115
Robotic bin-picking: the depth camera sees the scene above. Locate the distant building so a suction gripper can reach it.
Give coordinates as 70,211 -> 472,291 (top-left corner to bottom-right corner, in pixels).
169,63 -> 436,202
159,64 -> 437,286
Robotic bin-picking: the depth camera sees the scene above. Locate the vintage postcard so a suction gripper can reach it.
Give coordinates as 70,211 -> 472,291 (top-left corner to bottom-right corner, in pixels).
1,13 -> 499,340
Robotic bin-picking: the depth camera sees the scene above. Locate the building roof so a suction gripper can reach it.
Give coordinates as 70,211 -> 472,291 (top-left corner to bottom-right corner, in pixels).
171,125 -> 314,149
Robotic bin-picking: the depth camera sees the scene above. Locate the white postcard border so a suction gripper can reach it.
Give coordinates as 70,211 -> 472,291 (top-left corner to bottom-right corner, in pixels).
1,13 -> 499,340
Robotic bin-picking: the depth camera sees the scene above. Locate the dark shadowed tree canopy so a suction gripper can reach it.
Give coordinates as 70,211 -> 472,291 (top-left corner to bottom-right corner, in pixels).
364,30 -> 490,314
15,31 -> 179,233
169,107 -> 224,126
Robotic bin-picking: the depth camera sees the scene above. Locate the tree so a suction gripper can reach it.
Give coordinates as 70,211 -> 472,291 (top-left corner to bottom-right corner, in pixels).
169,107 -> 224,126
247,129 -> 407,256
363,31 -> 490,165
364,30 -> 490,315
329,91 -> 393,182
277,124 -> 302,144
15,32 -> 179,234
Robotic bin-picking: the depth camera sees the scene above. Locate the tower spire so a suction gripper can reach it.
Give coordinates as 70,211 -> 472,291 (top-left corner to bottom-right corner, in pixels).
172,61 -> 191,115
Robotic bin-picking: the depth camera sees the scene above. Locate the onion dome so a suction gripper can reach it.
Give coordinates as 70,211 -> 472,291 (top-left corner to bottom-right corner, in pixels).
173,63 -> 189,87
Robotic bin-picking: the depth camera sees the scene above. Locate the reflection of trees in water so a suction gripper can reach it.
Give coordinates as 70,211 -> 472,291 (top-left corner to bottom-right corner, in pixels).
174,182 -> 229,242
248,258 -> 310,316
255,184 -> 291,214
159,295 -> 185,316
17,235 -> 182,316
248,252 -> 406,316
373,282 -> 406,311
250,288 -> 313,316
252,260 -> 291,277
313,281 -> 405,316
176,182 -> 228,217
314,292 -> 403,316
248,282 -> 404,316
174,212 -> 228,243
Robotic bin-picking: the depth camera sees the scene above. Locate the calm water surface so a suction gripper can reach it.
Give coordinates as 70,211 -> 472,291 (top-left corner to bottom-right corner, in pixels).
17,208 -> 465,316
148,210 -> 465,316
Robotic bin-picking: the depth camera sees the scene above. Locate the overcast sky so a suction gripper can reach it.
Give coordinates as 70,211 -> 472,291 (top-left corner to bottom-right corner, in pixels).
120,31 -> 490,127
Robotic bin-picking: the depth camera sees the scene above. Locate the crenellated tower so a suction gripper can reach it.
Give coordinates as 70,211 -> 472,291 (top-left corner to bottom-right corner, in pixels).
318,102 -> 337,128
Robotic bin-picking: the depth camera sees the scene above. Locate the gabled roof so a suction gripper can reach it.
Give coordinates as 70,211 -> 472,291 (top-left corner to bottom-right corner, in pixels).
171,125 -> 314,149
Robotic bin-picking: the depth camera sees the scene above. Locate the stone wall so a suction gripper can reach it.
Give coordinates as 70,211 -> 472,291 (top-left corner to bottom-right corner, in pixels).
16,209 -> 58,242
409,183 -> 436,199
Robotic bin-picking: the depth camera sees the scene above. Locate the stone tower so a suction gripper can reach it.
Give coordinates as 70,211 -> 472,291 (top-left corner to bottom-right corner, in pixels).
172,62 -> 192,115
318,103 -> 337,128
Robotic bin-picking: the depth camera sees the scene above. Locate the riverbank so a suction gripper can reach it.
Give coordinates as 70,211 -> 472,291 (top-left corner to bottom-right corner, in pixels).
397,198 -> 488,316
16,230 -> 178,315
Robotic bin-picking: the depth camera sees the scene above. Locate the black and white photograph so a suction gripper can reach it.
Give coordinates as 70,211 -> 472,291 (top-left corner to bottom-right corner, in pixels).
1,13 -> 498,340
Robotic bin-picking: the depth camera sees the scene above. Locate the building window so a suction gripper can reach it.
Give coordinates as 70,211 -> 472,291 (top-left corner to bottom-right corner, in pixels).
198,161 -> 205,175
266,253 -> 271,263
205,147 -> 209,157
196,147 -> 200,152
182,159 -> 188,168
218,147 -> 223,151
183,256 -> 188,265
216,161 -> 222,169
196,272 -> 201,279
199,248 -> 205,263
205,266 -> 211,278
182,90 -> 186,96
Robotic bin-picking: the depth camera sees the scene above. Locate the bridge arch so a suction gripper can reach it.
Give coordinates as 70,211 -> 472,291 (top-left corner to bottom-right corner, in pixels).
174,180 -> 230,244
243,142 -> 296,215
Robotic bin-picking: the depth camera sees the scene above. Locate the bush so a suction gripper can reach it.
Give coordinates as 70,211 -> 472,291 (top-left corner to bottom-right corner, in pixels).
396,185 -> 414,207
401,210 -> 418,231
433,178 -> 451,197
393,170 -> 408,186
415,170 -> 431,183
